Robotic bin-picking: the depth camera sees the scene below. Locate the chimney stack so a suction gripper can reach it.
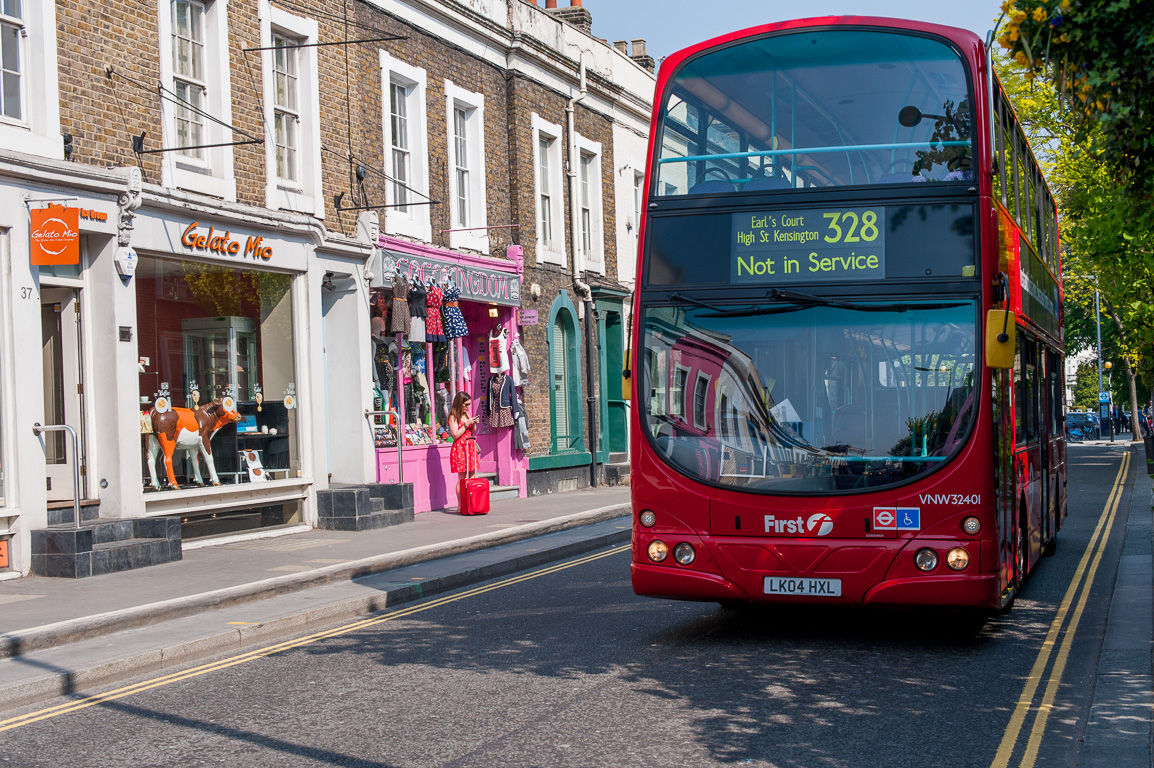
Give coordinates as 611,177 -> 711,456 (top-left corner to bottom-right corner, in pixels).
546,0 -> 592,34
613,40 -> 628,54
630,39 -> 655,72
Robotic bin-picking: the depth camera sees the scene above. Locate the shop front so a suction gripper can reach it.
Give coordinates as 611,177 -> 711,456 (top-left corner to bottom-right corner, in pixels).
130,207 -> 316,537
371,238 -> 528,512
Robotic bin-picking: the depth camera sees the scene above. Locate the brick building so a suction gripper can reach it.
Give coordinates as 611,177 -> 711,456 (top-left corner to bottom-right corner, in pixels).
0,0 -> 653,578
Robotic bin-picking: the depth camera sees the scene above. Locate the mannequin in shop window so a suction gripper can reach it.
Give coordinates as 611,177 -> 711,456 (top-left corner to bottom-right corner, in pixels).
448,391 -> 479,509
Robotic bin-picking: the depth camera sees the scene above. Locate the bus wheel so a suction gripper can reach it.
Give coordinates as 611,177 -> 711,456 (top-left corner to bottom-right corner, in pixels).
1043,535 -> 1057,557
1015,512 -> 1028,587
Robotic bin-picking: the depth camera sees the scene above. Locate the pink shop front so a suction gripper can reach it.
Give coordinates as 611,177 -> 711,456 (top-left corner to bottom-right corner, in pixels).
370,238 -> 528,512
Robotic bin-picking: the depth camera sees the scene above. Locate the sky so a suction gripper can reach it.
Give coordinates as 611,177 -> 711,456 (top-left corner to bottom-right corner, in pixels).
578,0 -> 1005,63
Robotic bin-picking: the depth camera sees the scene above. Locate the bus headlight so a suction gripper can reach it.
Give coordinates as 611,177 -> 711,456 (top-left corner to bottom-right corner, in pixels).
639,510 -> 657,528
962,517 -> 981,535
673,543 -> 696,565
946,547 -> 970,571
647,540 -> 669,563
914,548 -> 939,572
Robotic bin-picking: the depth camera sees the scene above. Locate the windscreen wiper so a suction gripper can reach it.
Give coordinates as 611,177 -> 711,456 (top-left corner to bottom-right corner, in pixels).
701,288 -> 969,317
668,292 -> 724,312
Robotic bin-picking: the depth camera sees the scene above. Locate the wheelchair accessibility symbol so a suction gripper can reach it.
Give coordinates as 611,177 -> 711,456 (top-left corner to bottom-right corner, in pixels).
897,508 -> 921,531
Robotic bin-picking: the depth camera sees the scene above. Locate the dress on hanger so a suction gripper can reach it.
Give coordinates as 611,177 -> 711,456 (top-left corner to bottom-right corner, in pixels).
390,274 -> 411,335
442,284 -> 469,339
489,329 -> 511,374
408,279 -> 427,344
425,284 -> 447,342
487,373 -> 515,428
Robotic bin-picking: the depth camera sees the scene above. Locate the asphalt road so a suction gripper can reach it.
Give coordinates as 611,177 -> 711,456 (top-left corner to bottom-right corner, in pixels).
0,444 -> 1135,768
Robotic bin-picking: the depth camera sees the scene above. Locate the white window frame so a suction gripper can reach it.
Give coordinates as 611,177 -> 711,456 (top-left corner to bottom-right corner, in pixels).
444,80 -> 486,253
157,0 -> 236,200
0,0 -> 60,158
380,51 -> 430,241
532,113 -> 564,266
693,371 -> 710,431
574,134 -> 603,275
259,2 -> 321,216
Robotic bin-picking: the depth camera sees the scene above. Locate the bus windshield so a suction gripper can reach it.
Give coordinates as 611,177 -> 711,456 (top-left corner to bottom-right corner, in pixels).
656,29 -> 973,195
641,299 -> 977,493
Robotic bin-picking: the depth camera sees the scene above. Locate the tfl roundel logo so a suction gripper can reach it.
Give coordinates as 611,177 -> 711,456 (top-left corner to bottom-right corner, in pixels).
807,513 -> 834,536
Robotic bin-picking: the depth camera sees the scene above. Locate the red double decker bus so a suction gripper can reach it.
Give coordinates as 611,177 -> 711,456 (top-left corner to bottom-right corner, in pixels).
629,17 -> 1064,620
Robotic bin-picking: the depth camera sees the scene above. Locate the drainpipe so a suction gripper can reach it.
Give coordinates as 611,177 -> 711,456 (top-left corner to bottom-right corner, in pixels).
566,55 -> 598,487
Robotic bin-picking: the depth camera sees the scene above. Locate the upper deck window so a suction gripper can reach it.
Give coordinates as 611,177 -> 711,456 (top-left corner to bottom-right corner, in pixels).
656,29 -> 973,196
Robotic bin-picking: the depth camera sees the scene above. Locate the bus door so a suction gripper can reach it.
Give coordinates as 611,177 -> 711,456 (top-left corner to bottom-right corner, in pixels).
1016,334 -> 1043,570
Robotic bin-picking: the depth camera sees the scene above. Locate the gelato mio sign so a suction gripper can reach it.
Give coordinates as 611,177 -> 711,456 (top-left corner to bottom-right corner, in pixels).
180,222 -> 274,262
30,206 -> 80,265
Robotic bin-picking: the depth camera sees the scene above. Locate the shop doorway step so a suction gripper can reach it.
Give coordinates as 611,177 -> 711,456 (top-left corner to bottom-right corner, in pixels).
317,483 -> 415,532
603,453 -> 631,487
474,473 -> 520,503
45,499 -> 102,527
30,515 -> 182,579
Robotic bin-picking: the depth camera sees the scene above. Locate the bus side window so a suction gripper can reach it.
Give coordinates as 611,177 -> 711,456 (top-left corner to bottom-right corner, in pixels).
1024,337 -> 1038,443
1014,348 -> 1025,446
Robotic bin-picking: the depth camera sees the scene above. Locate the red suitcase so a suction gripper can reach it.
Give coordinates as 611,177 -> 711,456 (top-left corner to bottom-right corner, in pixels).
460,477 -> 490,515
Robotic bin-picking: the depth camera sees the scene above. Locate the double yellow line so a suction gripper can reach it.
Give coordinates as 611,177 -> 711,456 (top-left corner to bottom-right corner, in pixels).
991,450 -> 1131,768
0,544 -> 632,732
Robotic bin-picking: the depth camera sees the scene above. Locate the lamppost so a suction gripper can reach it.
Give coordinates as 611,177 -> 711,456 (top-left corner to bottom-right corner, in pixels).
1104,360 -> 1114,442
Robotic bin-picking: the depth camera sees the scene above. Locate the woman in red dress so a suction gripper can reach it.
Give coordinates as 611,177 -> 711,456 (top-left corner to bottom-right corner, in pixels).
448,392 -> 478,509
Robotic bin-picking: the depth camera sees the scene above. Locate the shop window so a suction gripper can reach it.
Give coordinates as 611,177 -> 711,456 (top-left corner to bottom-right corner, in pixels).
380,52 -> 430,241
260,2 -> 321,216
575,135 -> 604,273
158,0 -> 236,199
136,256 -> 299,489
533,113 -> 565,266
0,0 -> 61,157
368,280 -> 470,451
444,81 -> 486,253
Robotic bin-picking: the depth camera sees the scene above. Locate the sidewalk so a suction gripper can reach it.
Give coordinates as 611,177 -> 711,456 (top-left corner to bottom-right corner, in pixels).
1080,441 -> 1153,767
0,486 -> 631,709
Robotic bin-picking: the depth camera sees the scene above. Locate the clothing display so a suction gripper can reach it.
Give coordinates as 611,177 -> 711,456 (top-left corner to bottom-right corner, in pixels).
514,409 -> 531,452
488,373 -> 515,428
425,284 -> 447,342
442,284 -> 469,339
510,338 -> 530,387
408,280 -> 427,343
489,328 -> 510,374
390,274 -> 411,335
374,344 -> 396,394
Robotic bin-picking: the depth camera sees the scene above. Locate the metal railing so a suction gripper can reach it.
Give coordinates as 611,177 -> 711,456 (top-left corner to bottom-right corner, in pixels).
33,422 -> 81,529
365,409 -> 402,484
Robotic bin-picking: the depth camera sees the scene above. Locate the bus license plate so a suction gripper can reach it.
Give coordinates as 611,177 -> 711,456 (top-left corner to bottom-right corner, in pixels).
764,577 -> 842,597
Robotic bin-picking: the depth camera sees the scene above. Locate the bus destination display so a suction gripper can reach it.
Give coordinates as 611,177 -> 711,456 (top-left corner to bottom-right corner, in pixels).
732,207 -> 886,284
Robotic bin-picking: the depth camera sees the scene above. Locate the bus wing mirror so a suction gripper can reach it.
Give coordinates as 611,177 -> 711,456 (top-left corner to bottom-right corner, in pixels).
622,363 -> 632,401
985,309 -> 1016,369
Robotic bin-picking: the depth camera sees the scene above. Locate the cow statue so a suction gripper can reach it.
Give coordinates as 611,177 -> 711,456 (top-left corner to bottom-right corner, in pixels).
146,400 -> 243,489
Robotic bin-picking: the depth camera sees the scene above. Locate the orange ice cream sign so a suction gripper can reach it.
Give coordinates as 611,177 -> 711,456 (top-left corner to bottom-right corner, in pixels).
31,206 -> 80,265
